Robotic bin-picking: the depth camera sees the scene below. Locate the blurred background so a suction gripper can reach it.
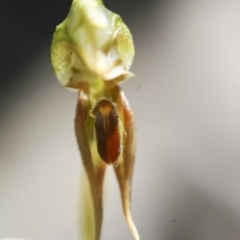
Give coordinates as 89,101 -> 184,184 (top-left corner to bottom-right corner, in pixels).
1,0 -> 240,239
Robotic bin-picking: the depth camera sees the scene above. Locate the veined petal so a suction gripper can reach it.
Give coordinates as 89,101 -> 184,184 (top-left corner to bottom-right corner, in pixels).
50,0 -> 135,90
113,91 -> 140,240
75,90 -> 107,240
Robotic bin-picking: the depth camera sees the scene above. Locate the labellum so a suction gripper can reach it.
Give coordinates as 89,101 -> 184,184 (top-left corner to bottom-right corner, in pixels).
90,98 -> 121,165
50,0 -> 139,239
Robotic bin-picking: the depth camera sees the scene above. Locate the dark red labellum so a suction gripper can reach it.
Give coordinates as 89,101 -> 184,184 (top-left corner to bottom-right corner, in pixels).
90,99 -> 121,165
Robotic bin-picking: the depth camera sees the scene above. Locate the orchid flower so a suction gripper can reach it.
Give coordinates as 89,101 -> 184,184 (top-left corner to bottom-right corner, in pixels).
50,0 -> 139,239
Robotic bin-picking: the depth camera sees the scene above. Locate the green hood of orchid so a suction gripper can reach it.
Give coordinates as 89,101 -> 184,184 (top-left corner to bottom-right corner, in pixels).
51,0 -> 135,89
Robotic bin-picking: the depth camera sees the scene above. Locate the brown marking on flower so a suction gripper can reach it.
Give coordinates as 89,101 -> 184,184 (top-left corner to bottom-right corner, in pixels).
90,99 -> 121,165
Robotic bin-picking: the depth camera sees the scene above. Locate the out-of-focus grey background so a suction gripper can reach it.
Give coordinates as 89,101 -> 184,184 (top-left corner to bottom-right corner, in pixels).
1,0 -> 240,239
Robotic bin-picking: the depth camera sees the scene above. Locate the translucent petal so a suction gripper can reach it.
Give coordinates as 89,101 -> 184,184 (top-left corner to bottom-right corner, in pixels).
50,0 -> 135,89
